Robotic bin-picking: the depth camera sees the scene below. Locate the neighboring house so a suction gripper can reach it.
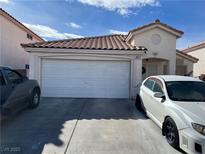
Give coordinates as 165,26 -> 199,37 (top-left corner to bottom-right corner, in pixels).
22,19 -> 197,99
0,8 -> 44,75
182,42 -> 205,77
176,50 -> 198,77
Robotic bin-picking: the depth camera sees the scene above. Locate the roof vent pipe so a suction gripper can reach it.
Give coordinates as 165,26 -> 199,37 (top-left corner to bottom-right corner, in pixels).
155,19 -> 160,23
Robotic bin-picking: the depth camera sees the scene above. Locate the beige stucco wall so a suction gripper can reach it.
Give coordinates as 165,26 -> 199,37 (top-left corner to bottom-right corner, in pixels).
130,28 -> 177,75
0,15 -> 40,69
187,48 -> 205,77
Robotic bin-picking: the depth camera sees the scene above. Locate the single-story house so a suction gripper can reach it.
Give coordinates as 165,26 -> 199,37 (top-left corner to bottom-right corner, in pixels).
22,19 -> 198,99
182,41 -> 205,77
0,8 -> 44,75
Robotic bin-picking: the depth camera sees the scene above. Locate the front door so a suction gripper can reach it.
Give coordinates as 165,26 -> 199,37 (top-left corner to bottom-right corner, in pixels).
0,71 -> 9,104
3,69 -> 28,112
146,63 -> 158,77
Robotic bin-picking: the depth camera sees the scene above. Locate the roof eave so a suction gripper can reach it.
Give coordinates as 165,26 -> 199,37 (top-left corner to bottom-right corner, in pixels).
182,42 -> 205,53
176,51 -> 199,63
0,8 -> 44,42
23,47 -> 147,55
125,23 -> 183,42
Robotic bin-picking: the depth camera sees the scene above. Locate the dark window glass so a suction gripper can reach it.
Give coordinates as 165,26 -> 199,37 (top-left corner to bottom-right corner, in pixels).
4,69 -> 22,84
0,71 -> 6,85
27,34 -> 33,40
144,79 -> 155,91
153,82 -> 163,93
166,81 -> 205,102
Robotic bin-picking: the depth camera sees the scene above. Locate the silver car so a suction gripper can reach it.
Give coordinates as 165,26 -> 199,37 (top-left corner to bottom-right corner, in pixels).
0,66 -> 41,119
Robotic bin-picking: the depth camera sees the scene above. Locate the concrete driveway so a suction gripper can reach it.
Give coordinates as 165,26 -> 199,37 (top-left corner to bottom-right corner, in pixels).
1,98 -> 183,154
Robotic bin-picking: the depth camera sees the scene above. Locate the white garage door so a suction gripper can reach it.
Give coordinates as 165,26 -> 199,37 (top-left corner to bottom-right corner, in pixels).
41,59 -> 130,98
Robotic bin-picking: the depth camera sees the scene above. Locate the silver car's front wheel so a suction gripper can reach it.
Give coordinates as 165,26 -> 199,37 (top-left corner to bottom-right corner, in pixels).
33,93 -> 39,105
29,88 -> 40,108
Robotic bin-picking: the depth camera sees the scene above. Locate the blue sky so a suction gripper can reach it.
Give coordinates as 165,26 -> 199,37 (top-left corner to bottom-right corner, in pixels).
1,0 -> 205,49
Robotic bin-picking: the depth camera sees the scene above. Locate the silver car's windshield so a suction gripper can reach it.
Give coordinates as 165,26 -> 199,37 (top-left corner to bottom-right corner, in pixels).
165,81 -> 205,102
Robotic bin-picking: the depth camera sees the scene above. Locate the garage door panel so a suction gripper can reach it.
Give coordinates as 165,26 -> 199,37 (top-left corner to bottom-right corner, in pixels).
42,87 -> 129,98
41,59 -> 130,98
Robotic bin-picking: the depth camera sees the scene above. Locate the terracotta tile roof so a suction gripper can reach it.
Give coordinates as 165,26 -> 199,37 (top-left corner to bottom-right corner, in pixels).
176,50 -> 198,63
21,34 -> 147,51
0,8 -> 44,42
182,41 -> 205,53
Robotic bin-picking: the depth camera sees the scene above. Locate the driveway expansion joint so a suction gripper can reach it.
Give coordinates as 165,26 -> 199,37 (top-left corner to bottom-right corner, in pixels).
64,100 -> 87,154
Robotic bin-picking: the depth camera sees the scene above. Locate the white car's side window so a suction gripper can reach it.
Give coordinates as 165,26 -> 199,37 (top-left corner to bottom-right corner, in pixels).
144,79 -> 155,91
153,82 -> 163,94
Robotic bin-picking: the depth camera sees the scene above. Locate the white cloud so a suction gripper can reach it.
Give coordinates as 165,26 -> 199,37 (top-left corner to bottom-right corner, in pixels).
109,29 -> 127,35
0,0 -> 10,3
66,22 -> 82,29
64,33 -> 84,38
23,23 -> 83,40
117,8 -> 131,15
77,0 -> 159,15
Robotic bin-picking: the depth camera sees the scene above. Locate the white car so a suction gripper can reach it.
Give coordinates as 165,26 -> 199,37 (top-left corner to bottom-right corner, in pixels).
136,75 -> 205,154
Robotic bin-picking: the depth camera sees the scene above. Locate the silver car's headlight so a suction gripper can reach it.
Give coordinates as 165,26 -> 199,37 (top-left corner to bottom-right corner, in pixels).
192,123 -> 205,136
